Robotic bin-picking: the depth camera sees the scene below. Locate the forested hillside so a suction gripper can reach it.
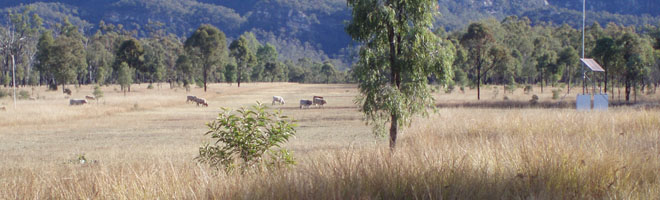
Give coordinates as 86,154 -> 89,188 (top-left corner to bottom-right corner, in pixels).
2,0 -> 660,64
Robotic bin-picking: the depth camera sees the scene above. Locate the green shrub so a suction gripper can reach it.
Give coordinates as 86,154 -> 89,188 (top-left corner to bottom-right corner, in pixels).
0,89 -> 7,99
492,87 -> 499,99
197,102 -> 297,172
18,90 -> 30,100
147,84 -> 154,89
93,86 -> 104,101
505,84 -> 516,94
195,79 -> 204,88
445,84 -> 455,94
524,85 -> 533,94
552,89 -> 562,100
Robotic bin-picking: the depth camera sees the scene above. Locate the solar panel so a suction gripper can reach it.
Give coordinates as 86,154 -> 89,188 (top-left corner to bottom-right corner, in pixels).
580,58 -> 605,72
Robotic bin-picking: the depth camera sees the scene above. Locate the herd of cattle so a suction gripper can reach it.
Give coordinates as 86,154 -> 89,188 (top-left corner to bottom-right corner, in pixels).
272,95 -> 327,109
64,92 -> 325,109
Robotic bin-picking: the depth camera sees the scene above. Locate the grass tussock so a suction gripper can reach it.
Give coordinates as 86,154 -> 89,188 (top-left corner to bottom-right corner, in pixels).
3,107 -> 659,199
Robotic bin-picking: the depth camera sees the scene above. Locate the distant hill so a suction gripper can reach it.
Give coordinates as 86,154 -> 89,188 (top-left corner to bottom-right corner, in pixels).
2,0 -> 659,63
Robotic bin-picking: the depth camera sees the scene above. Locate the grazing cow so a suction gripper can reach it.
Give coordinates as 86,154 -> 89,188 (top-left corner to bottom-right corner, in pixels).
313,97 -> 327,108
85,95 -> 96,101
69,99 -> 88,106
272,96 -> 285,105
0,106 -> 6,111
63,88 -> 72,96
194,98 -> 208,107
299,100 -> 313,109
186,95 -> 197,103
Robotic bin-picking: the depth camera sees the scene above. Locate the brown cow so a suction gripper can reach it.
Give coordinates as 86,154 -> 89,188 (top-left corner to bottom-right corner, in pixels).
194,97 -> 208,107
313,97 -> 327,108
186,95 -> 197,103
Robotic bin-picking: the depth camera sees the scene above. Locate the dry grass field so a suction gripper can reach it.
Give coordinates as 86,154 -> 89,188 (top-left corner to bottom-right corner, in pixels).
1,83 -> 659,199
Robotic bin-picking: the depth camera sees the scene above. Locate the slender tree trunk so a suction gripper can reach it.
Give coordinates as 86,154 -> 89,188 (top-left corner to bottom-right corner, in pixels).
604,71 -> 608,94
238,65 -> 242,88
634,81 -> 638,103
203,69 -> 207,92
477,66 -> 481,100
387,22 -> 399,150
567,68 -> 571,94
625,79 -> 630,102
389,114 -> 398,149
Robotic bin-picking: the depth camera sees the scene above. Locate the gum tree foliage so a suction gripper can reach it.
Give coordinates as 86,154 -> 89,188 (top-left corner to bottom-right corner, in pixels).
556,47 -> 580,93
35,19 -> 86,90
346,0 -> 454,149
184,24 -> 227,92
6,6 -> 43,86
197,102 -> 296,171
256,43 -> 278,81
115,38 -> 144,85
229,36 -> 257,87
321,61 -> 336,84
87,31 -> 114,85
35,30 -> 56,89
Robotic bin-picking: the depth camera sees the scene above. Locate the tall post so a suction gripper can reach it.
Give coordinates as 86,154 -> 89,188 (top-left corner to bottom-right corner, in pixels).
581,0 -> 586,94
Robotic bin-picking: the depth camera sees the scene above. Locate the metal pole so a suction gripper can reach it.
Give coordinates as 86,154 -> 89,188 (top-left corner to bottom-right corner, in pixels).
12,54 -> 16,108
582,0 -> 586,94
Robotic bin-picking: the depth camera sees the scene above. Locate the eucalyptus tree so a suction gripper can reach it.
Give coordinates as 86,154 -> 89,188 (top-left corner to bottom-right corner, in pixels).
461,22 -> 494,100
347,0 -> 454,149
7,6 -> 43,86
263,61 -> 282,82
592,37 -> 620,93
57,18 -> 87,86
257,43 -> 278,81
35,19 -> 87,90
35,30 -> 55,89
115,38 -> 144,79
618,32 -> 653,101
321,61 -> 336,84
556,47 -> 580,93
117,62 -> 133,96
87,31 -> 114,85
229,36 -> 256,87
184,24 -> 227,91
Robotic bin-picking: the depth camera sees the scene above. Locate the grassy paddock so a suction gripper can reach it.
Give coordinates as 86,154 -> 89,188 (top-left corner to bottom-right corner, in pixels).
1,84 -> 659,199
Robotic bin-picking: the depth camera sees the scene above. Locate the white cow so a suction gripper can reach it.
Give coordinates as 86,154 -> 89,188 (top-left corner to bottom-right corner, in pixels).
272,96 -> 285,105
69,99 -> 88,106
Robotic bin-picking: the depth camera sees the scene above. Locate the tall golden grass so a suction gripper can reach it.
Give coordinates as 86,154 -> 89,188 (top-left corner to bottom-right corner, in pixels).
1,84 -> 659,199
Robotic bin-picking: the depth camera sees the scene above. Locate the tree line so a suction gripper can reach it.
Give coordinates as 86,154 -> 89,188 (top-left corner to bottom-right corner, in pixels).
0,7 -> 350,94
448,16 -> 660,102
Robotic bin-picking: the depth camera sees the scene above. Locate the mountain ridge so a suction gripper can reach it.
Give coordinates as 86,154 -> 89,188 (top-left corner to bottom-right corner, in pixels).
2,0 -> 659,61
